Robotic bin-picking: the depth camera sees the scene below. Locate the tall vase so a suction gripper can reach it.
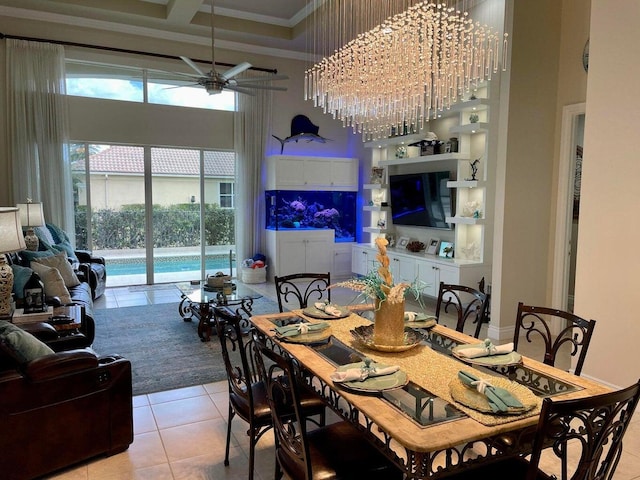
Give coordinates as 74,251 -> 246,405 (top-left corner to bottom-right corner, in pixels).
373,297 -> 405,346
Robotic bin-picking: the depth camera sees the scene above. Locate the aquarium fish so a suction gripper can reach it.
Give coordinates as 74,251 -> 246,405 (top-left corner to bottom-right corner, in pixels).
272,114 -> 332,153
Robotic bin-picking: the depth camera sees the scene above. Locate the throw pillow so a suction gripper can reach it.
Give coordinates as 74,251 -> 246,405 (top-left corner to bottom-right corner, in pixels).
29,263 -> 72,304
32,252 -> 80,288
21,250 -> 54,263
46,223 -> 70,245
0,320 -> 55,364
51,240 -> 79,263
34,225 -> 56,250
10,264 -> 33,299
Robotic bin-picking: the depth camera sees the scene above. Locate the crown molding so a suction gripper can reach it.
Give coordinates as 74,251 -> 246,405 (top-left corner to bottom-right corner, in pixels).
0,5 -> 310,61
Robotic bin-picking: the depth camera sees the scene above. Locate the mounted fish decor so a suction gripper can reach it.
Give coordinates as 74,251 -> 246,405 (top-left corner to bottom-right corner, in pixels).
272,114 -> 332,153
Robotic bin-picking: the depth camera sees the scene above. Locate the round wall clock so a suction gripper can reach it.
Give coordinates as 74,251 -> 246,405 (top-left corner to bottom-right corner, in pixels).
582,39 -> 589,73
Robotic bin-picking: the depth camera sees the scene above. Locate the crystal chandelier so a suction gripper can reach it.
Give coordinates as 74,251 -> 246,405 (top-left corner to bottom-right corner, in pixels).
305,0 -> 508,140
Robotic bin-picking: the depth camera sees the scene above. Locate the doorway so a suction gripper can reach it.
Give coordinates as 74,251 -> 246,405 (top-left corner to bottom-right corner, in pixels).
552,103 -> 586,311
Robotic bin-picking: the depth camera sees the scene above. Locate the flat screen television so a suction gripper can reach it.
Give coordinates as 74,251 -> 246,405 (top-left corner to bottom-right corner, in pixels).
389,171 -> 453,229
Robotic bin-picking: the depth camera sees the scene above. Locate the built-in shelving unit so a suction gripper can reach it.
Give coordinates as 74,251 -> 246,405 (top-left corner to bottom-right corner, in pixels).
355,89 -> 493,290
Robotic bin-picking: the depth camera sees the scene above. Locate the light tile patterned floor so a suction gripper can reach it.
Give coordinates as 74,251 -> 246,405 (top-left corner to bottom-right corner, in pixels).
45,281 -> 640,480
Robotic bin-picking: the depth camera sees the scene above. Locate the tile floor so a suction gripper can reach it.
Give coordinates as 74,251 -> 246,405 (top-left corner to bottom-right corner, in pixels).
45,281 -> 640,480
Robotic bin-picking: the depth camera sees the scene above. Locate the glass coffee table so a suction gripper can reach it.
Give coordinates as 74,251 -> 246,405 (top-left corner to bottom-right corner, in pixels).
178,282 -> 262,342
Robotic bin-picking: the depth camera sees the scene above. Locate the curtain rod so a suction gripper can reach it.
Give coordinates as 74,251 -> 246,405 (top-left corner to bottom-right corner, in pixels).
0,32 -> 278,74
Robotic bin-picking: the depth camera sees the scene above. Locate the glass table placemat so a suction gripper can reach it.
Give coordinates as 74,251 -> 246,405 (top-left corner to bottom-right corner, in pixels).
419,330 -> 584,398
312,336 -> 466,427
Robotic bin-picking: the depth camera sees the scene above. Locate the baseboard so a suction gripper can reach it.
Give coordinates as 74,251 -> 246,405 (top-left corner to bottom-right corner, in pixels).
487,323 -> 515,342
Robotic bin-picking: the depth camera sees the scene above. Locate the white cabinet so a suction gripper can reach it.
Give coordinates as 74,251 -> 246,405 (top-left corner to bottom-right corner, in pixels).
332,243 -> 355,279
387,251 -> 417,284
352,245 -> 490,298
266,155 -> 358,191
266,230 -> 333,279
351,244 -> 375,276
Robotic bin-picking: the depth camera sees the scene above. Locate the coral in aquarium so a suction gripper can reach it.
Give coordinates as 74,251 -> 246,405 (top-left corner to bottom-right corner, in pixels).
266,190 -> 356,242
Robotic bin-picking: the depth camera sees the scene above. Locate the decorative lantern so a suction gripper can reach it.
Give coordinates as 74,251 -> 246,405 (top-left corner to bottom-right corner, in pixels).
23,272 -> 46,314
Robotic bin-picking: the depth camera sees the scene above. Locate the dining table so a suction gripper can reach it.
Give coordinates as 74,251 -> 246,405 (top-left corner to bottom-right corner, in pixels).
250,305 -> 611,479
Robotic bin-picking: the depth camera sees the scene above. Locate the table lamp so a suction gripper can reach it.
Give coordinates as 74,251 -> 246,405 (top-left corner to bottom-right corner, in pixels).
0,207 -> 27,316
17,201 -> 45,251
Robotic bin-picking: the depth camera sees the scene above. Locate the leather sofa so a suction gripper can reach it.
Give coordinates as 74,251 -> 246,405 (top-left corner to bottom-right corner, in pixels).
0,349 -> 133,480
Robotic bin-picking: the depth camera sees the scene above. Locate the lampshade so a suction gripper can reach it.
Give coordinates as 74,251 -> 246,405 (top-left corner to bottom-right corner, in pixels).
17,202 -> 45,228
0,207 -> 26,254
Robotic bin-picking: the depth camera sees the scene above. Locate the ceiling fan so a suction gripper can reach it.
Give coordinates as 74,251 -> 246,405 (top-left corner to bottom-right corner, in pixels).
175,0 -> 288,96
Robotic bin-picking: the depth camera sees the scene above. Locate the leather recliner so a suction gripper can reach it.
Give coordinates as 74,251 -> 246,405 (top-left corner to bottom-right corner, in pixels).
0,349 -> 133,480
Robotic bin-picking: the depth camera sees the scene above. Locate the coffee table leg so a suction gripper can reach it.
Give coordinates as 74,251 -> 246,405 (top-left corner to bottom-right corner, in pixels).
198,302 -> 212,342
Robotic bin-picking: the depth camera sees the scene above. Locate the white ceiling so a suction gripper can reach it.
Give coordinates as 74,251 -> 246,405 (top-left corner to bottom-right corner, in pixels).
0,0 -> 317,59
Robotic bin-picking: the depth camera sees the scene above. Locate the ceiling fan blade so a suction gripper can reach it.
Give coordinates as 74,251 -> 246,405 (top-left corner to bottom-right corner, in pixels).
232,74 -> 289,84
230,84 -> 288,91
224,85 -> 255,96
220,62 -> 252,81
180,56 -> 206,77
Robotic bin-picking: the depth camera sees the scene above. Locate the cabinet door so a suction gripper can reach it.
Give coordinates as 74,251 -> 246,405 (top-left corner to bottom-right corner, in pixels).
417,260 -> 438,297
352,246 -> 376,276
304,158 -> 332,187
388,252 -> 417,284
305,235 -> 332,273
330,158 -> 358,189
436,264 -> 459,287
277,236 -> 307,276
333,244 -> 354,278
274,156 -> 305,187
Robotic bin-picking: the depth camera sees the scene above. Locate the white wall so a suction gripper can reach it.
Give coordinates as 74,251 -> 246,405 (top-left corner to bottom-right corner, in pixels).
575,0 -> 640,387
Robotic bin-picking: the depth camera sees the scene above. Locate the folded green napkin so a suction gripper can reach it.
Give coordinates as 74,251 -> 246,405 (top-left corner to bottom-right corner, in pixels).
455,339 -> 514,359
458,370 -> 523,413
275,322 -> 329,337
404,311 -> 437,322
331,360 -> 400,383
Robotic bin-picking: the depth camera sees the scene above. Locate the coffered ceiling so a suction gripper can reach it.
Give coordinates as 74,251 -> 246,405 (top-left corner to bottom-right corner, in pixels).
0,0 -> 317,59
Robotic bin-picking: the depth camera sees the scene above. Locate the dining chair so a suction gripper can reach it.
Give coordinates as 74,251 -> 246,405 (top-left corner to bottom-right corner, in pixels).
513,302 -> 596,376
251,332 -> 404,480
274,272 -> 331,312
439,379 -> 640,480
435,282 -> 489,339
212,306 -> 326,480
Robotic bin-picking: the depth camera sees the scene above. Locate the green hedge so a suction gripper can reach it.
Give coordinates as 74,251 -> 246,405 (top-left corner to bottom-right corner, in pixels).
75,204 -> 234,250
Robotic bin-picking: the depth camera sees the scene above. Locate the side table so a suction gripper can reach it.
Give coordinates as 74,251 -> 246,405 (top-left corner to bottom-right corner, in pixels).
178,283 -> 262,342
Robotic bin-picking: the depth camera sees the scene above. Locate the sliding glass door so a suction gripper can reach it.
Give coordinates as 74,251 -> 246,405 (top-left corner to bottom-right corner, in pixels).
71,143 -> 235,287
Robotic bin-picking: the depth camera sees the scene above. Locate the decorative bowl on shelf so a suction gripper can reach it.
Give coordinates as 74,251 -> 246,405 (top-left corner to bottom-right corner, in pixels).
406,241 -> 425,253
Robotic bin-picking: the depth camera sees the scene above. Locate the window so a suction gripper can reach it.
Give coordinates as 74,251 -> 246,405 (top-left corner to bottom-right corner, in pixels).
220,182 -> 234,208
66,60 -> 236,111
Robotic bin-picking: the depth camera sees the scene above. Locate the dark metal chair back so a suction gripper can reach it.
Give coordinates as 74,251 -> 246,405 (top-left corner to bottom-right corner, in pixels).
274,272 -> 331,312
252,334 -> 312,480
514,302 -> 596,376
527,379 -> 640,480
212,306 -> 269,480
435,282 -> 489,338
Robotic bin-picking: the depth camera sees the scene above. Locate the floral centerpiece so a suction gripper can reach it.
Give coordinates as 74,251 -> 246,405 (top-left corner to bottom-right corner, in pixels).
334,237 -> 423,346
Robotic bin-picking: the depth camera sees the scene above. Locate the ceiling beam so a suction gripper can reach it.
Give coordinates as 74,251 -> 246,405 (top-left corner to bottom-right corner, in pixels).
166,0 -> 205,24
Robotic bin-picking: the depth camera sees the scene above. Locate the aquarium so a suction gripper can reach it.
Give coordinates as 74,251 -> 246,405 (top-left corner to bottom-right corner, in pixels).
266,190 -> 356,242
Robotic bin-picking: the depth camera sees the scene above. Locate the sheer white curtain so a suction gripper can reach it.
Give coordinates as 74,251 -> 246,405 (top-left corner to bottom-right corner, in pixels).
234,77 -> 273,265
6,39 -> 74,233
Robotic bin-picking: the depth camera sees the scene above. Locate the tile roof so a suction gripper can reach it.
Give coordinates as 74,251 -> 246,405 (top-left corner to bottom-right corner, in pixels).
73,145 -> 235,177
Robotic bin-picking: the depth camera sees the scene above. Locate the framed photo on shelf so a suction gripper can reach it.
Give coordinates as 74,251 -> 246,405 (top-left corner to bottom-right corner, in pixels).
426,238 -> 440,255
397,236 -> 411,249
438,241 -> 455,258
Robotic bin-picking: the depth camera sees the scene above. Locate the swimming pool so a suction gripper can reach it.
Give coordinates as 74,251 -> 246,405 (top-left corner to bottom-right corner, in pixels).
106,255 -> 234,276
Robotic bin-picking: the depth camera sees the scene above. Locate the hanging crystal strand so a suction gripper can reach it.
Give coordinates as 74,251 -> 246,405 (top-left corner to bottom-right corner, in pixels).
502,33 -> 509,71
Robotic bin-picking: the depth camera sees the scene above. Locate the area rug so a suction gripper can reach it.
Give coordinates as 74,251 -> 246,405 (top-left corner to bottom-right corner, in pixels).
92,294 -> 281,395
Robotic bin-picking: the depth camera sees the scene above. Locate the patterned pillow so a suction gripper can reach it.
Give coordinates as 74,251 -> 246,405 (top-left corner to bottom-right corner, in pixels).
29,263 -> 72,304
31,252 -> 80,288
0,320 -> 54,364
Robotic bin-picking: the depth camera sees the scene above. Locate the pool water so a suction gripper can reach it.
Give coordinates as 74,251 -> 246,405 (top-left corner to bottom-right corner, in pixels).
106,256 -> 234,276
